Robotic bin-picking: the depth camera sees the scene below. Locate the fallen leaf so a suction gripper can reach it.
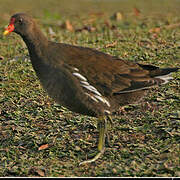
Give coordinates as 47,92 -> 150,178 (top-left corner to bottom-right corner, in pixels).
36,169 -> 45,176
11,125 -> 16,131
104,41 -> 117,48
149,27 -> 161,33
38,144 -> 49,150
18,145 -> 26,150
29,167 -> 45,176
112,168 -> 117,174
133,7 -> 141,16
65,20 -> 74,32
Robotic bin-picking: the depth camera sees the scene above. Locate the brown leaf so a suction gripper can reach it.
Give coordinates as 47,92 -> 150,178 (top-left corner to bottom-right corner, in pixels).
36,169 -> 45,176
133,7 -> 141,16
38,144 -> 49,150
65,20 -> 74,32
149,27 -> 161,33
112,168 -> 117,174
11,125 -> 16,131
29,167 -> 45,177
18,145 -> 26,150
104,41 -> 117,48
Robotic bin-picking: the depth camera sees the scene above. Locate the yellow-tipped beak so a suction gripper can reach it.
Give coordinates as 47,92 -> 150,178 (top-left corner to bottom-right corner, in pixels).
3,30 -> 10,35
3,24 -> 14,36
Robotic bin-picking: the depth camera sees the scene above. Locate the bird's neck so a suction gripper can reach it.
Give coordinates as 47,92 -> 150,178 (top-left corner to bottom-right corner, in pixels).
21,26 -> 48,59
21,26 -> 50,79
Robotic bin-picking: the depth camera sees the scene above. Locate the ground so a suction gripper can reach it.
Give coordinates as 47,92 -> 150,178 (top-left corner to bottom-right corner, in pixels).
0,0 -> 179,177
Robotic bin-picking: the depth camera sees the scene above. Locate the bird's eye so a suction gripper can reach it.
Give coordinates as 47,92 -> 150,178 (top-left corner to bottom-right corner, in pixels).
18,18 -> 23,24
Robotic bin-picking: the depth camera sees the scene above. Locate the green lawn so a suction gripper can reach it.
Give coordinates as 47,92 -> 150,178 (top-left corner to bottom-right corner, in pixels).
0,0 -> 179,177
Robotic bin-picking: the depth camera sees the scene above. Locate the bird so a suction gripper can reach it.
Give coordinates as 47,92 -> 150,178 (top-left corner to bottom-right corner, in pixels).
3,13 -> 179,165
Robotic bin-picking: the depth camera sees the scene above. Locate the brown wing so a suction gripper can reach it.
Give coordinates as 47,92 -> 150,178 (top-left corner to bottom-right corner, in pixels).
48,43 -> 166,96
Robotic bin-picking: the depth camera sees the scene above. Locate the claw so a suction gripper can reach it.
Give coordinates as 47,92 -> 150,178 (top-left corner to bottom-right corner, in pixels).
79,116 -> 108,165
79,148 -> 105,165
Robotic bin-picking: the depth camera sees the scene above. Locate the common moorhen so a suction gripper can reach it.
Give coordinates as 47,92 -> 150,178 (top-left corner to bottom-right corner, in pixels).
3,13 -> 179,165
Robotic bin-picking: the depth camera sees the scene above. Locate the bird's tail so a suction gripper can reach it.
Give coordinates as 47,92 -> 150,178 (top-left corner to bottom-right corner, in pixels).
138,64 -> 179,84
152,68 -> 179,84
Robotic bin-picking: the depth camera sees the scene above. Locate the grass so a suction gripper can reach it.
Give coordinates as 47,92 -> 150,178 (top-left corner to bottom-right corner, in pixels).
0,0 -> 180,177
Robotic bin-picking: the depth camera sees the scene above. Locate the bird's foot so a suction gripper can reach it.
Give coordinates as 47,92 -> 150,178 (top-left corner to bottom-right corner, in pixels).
79,116 -> 107,165
79,148 -> 105,165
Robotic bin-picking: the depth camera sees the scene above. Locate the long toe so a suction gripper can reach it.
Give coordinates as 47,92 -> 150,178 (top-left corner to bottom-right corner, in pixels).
79,148 -> 105,165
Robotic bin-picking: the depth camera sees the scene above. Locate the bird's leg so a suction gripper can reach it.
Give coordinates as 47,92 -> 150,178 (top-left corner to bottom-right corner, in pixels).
106,115 -> 113,146
97,116 -> 107,152
79,116 -> 107,165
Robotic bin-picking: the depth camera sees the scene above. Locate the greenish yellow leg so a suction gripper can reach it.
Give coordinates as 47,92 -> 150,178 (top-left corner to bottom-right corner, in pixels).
79,117 -> 107,165
97,116 -> 107,151
105,115 -> 113,146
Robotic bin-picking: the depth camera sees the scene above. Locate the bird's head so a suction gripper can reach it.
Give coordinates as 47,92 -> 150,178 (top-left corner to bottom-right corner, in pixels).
3,13 -> 35,37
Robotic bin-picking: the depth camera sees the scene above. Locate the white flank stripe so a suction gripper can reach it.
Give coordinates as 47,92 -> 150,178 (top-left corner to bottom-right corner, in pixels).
73,67 -> 79,72
73,72 -> 87,81
103,99 -> 111,107
94,95 -> 110,107
72,71 -> 111,107
104,110 -> 110,114
85,93 -> 99,103
82,84 -> 102,97
80,81 -> 90,86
